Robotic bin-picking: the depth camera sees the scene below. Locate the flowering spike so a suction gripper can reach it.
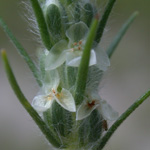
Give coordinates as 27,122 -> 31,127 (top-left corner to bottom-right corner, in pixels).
1,1 -> 148,150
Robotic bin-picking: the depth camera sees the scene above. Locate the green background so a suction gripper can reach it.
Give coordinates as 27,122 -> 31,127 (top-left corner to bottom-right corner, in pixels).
0,0 -> 150,150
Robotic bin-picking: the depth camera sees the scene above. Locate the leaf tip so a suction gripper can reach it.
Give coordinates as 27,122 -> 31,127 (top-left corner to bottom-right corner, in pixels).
134,11 -> 139,16
1,49 -> 6,57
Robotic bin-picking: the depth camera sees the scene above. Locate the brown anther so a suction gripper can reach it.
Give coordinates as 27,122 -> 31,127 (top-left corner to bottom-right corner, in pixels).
78,46 -> 81,50
102,120 -> 108,131
87,100 -> 96,108
74,42 -> 77,46
52,88 -> 56,94
79,41 -> 82,45
56,93 -> 61,99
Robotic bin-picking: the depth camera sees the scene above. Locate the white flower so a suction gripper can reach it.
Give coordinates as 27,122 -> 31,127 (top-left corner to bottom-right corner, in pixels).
76,92 -> 118,121
45,0 -> 59,7
32,70 -> 76,112
45,21 -> 110,71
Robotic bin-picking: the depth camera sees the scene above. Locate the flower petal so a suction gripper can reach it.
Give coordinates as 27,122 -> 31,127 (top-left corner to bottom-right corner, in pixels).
43,70 -> 60,94
76,100 -> 100,120
66,56 -> 81,67
89,49 -> 97,66
66,50 -> 82,66
99,100 -> 119,121
45,40 -> 68,70
54,88 -> 76,112
66,50 -> 96,67
96,48 -> 110,71
66,21 -> 89,43
32,95 -> 54,112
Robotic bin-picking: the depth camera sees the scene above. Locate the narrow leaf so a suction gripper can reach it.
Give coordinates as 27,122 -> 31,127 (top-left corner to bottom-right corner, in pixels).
107,12 -> 138,58
30,0 -> 52,50
1,50 -> 63,148
74,15 -> 99,105
0,18 -> 42,86
95,0 -> 116,43
94,90 -> 150,150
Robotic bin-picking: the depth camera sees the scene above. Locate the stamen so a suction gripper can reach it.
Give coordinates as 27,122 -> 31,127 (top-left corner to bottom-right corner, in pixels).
79,40 -> 82,45
102,120 -> 108,131
74,42 -> 77,46
52,88 -> 56,94
56,93 -> 61,99
87,100 -> 96,108
78,46 -> 81,50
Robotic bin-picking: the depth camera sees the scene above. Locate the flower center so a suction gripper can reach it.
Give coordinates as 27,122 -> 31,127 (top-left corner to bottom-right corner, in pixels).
72,40 -> 83,51
52,88 -> 61,99
87,100 -> 96,108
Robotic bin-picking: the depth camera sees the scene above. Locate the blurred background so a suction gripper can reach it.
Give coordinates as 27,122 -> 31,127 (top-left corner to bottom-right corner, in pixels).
0,0 -> 150,150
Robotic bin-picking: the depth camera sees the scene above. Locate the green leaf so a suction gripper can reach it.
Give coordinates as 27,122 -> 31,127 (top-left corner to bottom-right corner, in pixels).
74,15 -> 99,105
95,0 -> 116,44
0,18 -> 42,86
93,90 -> 150,150
30,0 -> 52,50
1,50 -> 63,148
107,12 -> 138,58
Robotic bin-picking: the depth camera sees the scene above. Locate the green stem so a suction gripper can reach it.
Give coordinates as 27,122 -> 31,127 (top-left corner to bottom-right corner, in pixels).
74,15 -> 99,105
95,0 -> 116,44
0,17 -> 42,87
1,50 -> 64,148
94,90 -> 150,150
30,0 -> 52,50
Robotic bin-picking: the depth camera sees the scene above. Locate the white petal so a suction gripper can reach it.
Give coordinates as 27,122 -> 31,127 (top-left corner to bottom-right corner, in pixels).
89,50 -> 97,66
66,21 -> 89,43
96,48 -> 110,71
43,70 -> 60,94
54,88 -> 76,112
45,0 -> 59,7
32,95 -> 54,112
66,50 -> 96,67
67,56 -> 81,67
99,100 -> 119,121
66,50 -> 82,67
76,100 -> 100,120
45,40 -> 68,70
